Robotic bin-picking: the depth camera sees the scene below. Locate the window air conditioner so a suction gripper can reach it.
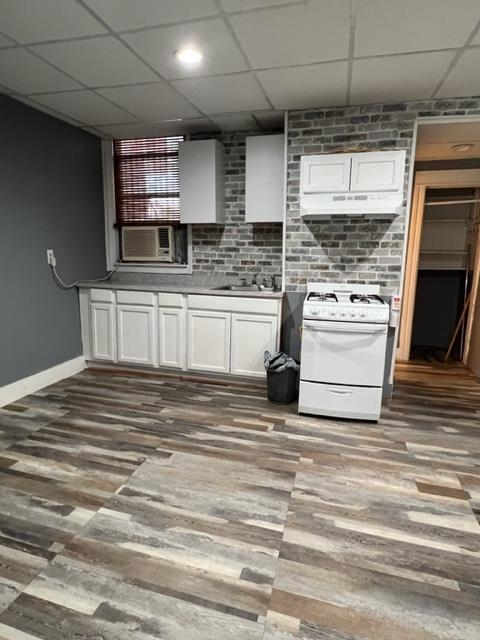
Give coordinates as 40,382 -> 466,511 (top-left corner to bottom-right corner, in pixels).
121,226 -> 175,262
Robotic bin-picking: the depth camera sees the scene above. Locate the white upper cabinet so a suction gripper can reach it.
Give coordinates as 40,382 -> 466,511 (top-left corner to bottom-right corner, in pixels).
301,153 -> 351,193
245,134 -> 284,223
179,139 -> 225,224
350,151 -> 404,192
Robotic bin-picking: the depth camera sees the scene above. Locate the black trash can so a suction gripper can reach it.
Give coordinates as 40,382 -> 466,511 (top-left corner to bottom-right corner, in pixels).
266,367 -> 298,404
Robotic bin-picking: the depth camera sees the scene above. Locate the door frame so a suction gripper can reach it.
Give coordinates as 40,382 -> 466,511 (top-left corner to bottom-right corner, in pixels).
397,169 -> 480,362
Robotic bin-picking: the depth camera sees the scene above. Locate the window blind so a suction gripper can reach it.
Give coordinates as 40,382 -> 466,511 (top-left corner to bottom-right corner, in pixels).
113,136 -> 184,225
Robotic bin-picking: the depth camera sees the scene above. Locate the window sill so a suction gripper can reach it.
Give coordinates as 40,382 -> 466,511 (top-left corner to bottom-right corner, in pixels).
115,262 -> 193,275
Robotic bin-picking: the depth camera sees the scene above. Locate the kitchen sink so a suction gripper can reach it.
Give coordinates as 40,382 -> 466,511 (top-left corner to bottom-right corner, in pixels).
213,284 -> 261,291
212,284 -> 277,292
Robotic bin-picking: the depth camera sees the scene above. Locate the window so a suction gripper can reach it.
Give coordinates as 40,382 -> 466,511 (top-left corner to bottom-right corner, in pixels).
113,135 -> 184,225
104,136 -> 191,272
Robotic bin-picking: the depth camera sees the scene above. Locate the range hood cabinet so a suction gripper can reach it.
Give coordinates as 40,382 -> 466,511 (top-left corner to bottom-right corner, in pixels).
300,150 -> 406,218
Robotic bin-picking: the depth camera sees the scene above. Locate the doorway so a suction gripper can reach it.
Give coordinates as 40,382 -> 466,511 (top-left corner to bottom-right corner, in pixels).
398,119 -> 480,376
410,187 -> 477,364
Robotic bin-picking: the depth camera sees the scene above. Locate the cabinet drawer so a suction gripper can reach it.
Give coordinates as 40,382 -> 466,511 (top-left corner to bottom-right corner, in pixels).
90,288 -> 114,303
187,294 -> 279,315
298,381 -> 382,421
116,290 -> 155,306
158,292 -> 184,308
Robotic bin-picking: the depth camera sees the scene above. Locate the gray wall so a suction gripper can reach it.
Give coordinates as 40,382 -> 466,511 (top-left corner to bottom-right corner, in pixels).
286,97 -> 480,294
0,94 -> 106,387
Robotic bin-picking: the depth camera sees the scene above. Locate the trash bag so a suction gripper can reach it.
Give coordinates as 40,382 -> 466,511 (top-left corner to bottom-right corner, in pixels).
264,350 -> 300,373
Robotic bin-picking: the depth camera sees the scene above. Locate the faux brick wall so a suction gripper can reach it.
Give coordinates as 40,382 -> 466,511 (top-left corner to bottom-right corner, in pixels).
191,131 -> 283,283
286,97 -> 480,294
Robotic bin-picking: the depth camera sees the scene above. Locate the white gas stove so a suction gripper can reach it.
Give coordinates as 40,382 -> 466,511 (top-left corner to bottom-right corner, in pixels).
299,283 -> 389,421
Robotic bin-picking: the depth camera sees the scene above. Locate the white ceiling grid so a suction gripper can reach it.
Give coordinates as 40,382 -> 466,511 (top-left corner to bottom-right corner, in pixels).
0,0 -> 478,138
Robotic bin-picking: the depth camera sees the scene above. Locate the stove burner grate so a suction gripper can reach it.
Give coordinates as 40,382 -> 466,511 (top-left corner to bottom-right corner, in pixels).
350,294 -> 384,304
308,292 -> 338,302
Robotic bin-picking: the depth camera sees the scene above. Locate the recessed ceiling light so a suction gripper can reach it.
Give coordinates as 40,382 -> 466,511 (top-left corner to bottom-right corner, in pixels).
176,48 -> 203,65
450,143 -> 474,152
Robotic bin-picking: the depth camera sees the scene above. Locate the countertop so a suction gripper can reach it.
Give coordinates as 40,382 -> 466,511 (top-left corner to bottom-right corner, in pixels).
76,280 -> 284,299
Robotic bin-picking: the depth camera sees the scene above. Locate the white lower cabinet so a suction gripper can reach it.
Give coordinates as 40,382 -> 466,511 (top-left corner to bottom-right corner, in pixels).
82,288 -> 282,379
91,303 -> 115,361
159,308 -> 185,369
231,313 -> 278,377
187,310 -> 231,373
116,305 -> 156,366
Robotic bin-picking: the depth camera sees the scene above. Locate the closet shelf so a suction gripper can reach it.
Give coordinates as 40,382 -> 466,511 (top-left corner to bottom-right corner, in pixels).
420,249 -> 467,255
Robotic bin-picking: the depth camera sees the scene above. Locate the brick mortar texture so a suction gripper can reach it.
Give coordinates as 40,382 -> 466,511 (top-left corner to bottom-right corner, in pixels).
191,131 -> 283,282
286,97 -> 480,294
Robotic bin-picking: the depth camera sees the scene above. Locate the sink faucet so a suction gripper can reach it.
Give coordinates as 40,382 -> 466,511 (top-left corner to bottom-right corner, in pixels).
251,273 -> 260,286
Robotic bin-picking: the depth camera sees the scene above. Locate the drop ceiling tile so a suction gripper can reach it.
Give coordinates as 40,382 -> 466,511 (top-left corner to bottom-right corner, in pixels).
84,0 -> 218,31
437,49 -> 480,97
172,73 -> 270,114
14,95 -> 82,125
230,0 -> 350,68
355,0 -> 480,57
30,90 -> 137,125
97,82 -> 200,120
0,0 -> 106,43
31,36 -> 158,87
0,34 -> 15,48
351,52 -> 455,104
257,61 -> 348,109
122,18 -> 247,80
220,0 -> 303,10
254,110 -> 285,129
0,48 -> 81,93
210,114 -> 260,131
97,118 -> 218,139
437,49 -> 480,98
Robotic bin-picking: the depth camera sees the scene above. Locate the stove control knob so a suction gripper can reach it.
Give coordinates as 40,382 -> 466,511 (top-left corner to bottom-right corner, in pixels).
340,310 -> 346,317
350,311 -> 356,317
360,311 -> 366,318
329,309 -> 336,316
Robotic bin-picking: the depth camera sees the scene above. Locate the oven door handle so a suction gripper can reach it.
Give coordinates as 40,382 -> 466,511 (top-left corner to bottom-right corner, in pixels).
303,320 -> 387,334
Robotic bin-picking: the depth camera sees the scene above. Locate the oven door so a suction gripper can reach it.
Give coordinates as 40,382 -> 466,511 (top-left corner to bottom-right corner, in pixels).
300,319 -> 388,387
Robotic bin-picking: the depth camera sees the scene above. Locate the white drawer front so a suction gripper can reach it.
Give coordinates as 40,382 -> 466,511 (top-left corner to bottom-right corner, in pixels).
158,292 -> 184,308
90,288 -> 114,303
298,381 -> 382,421
116,290 -> 155,306
187,294 -> 278,315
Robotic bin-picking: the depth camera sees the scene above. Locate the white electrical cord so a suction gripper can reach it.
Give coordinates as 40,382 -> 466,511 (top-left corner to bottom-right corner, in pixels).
50,263 -> 118,290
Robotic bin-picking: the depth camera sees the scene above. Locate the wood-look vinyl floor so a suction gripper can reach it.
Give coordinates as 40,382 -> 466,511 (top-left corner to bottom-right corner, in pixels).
0,368 -> 479,639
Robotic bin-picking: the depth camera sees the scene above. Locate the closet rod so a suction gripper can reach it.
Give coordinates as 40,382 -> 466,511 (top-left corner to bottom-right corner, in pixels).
424,198 -> 480,206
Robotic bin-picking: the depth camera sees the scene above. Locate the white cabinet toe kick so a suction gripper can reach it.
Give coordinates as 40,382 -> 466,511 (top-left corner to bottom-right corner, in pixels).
79,288 -> 282,379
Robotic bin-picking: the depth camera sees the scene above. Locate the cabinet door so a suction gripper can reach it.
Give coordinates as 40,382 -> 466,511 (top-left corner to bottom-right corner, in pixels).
245,134 -> 284,223
159,308 -> 185,369
301,154 -> 351,193
231,314 -> 278,377
350,151 -> 405,192
90,303 -> 115,362
117,305 -> 156,366
187,310 -> 230,373
179,140 -> 225,224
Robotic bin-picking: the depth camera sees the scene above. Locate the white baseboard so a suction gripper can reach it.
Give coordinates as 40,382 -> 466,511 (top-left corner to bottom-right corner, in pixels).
0,356 -> 86,408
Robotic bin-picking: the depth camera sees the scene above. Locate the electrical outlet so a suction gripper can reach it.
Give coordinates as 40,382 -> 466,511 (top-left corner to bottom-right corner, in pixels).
46,249 -> 56,266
